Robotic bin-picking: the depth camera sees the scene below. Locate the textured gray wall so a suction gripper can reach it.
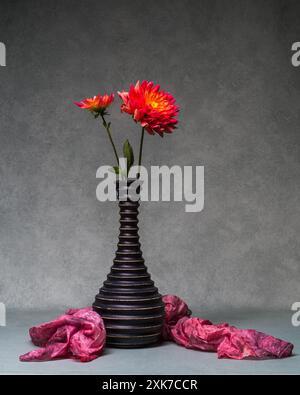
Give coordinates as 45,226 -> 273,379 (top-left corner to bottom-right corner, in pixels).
0,0 -> 299,310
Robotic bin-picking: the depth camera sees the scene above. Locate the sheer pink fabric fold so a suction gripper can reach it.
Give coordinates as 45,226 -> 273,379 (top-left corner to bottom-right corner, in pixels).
163,295 -> 293,360
19,295 -> 293,362
19,307 -> 106,362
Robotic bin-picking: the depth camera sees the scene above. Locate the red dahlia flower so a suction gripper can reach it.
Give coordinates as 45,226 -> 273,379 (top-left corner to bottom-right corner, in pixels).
118,81 -> 179,136
75,94 -> 114,115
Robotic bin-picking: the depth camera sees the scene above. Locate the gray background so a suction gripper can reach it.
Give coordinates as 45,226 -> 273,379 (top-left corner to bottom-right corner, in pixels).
0,0 -> 299,311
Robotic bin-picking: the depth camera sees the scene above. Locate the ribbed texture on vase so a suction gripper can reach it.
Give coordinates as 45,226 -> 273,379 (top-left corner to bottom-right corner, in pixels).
93,181 -> 164,348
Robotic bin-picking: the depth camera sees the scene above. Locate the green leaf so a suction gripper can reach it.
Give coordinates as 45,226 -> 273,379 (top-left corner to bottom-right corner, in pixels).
109,166 -> 120,174
123,139 -> 134,173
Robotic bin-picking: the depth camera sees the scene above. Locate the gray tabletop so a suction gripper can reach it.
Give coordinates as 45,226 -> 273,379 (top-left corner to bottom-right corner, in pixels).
0,308 -> 299,375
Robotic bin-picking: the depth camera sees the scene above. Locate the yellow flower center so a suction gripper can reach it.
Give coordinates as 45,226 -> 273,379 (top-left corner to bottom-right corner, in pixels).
150,101 -> 159,109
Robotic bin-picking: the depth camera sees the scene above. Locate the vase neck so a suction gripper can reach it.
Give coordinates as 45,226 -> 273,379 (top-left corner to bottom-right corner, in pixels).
116,178 -> 141,202
115,199 -> 143,264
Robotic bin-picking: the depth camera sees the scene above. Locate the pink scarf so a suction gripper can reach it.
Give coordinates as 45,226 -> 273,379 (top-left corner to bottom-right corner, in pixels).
20,295 -> 293,362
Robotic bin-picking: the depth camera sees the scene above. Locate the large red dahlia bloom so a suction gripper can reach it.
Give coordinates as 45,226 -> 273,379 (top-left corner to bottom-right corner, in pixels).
118,81 -> 179,136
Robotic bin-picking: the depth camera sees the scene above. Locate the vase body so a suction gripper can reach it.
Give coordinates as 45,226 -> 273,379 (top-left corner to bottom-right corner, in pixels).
93,179 -> 165,348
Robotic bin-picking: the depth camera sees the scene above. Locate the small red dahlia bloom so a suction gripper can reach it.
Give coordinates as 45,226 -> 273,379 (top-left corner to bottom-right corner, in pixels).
75,93 -> 114,115
118,81 -> 179,136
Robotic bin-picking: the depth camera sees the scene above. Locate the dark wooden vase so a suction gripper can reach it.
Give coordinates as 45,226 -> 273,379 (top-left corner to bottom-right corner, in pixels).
93,179 -> 165,348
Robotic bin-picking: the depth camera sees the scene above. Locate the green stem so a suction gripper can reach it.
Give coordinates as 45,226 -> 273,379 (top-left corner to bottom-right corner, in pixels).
101,114 -> 119,166
138,127 -> 145,176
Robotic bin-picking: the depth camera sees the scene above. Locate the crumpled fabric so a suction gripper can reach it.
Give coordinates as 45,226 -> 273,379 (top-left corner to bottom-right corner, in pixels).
19,307 -> 106,362
20,295 -> 293,362
163,295 -> 294,360
162,294 -> 191,339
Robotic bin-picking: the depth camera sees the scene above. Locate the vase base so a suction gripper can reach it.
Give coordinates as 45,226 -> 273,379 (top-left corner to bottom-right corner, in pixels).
105,338 -> 163,349
93,298 -> 165,348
